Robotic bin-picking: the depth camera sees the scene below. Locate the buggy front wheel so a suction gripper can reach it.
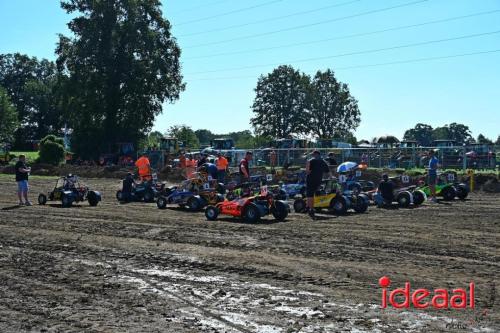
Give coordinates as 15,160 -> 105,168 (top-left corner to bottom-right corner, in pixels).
38,193 -> 47,205
205,206 -> 219,221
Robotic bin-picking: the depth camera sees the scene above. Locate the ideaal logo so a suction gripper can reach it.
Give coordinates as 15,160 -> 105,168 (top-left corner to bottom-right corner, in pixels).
379,276 -> 475,309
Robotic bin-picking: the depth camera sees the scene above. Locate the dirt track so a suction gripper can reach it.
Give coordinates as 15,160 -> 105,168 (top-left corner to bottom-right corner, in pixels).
0,176 -> 498,332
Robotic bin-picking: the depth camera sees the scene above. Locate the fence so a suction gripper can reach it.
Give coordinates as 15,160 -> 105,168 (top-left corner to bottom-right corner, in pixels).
244,146 -> 499,171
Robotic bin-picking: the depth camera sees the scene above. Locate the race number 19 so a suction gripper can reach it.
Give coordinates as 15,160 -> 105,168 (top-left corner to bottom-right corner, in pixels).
401,175 -> 410,183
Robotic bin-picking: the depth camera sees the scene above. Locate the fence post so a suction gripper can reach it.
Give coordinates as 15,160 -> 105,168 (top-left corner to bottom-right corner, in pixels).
378,148 -> 382,168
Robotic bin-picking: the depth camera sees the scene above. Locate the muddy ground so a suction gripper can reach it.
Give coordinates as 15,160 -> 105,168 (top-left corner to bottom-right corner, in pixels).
0,176 -> 498,332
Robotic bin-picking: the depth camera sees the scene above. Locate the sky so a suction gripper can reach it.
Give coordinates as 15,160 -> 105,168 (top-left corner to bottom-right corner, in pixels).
0,0 -> 499,141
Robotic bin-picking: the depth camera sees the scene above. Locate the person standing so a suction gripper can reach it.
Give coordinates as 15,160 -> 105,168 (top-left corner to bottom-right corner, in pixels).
325,152 -> 338,172
15,154 -> 32,206
305,150 -> 331,219
216,152 -> 228,183
135,153 -> 152,181
269,149 -> 277,170
239,151 -> 253,183
427,149 -> 439,202
375,174 -> 395,207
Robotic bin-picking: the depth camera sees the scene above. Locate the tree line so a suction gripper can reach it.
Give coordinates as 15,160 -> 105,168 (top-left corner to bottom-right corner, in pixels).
403,123 -> 499,146
0,0 -> 184,158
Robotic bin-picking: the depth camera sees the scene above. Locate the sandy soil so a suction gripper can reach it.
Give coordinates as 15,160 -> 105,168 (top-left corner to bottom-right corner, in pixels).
0,176 -> 498,332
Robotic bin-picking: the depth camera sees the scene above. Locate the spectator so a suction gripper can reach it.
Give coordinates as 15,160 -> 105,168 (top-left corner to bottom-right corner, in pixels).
375,174 -> 395,207
325,152 -> 338,171
269,149 -> 277,170
216,152 -> 229,183
427,149 -> 439,203
239,151 -> 253,183
15,154 -> 32,206
305,150 -> 331,219
135,153 -> 152,181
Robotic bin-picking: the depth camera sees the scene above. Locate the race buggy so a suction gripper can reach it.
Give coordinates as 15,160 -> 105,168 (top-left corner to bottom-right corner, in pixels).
38,175 -> 101,208
205,187 -> 289,223
116,175 -> 167,203
293,179 -> 369,215
365,176 -> 427,208
156,186 -> 224,211
417,172 -> 469,201
156,173 -> 225,211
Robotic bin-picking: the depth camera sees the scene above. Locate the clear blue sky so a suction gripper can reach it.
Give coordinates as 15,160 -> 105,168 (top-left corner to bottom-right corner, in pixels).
1,0 -> 499,141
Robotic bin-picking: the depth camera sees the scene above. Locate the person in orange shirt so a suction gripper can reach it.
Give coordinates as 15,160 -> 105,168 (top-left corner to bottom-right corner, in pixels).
185,154 -> 196,179
216,152 -> 229,183
135,153 -> 152,181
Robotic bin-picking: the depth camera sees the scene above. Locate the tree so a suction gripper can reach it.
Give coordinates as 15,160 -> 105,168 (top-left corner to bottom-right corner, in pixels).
39,135 -> 65,165
431,123 -> 472,145
403,123 -> 434,146
0,86 -> 19,143
308,69 -> 360,138
477,134 -> 493,145
168,125 -> 199,149
495,135 -> 500,146
0,53 -> 61,147
56,0 -> 184,158
194,129 -> 215,146
139,131 -> 164,150
447,123 -> 472,144
251,65 -> 310,138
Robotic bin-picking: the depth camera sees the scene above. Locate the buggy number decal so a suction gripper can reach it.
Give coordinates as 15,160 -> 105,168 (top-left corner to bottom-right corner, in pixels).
355,170 -> 362,177
339,175 -> 347,183
447,173 -> 455,181
266,174 -> 273,182
401,175 -> 410,183
203,183 -> 210,190
261,186 -> 268,196
207,175 -> 213,181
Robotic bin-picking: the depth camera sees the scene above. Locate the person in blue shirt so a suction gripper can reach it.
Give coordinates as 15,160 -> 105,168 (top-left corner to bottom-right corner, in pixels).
427,150 -> 439,202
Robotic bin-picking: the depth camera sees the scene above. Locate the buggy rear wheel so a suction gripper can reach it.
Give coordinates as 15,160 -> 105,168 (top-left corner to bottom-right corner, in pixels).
143,190 -> 155,203
272,201 -> 289,221
156,196 -> 167,209
441,186 -> 456,201
353,194 -> 368,213
455,184 -> 468,200
87,191 -> 100,206
116,190 -> 123,201
412,190 -> 426,205
205,206 -> 219,221
397,191 -> 411,208
293,199 -> 307,213
187,196 -> 202,211
243,203 -> 261,223
38,193 -> 47,205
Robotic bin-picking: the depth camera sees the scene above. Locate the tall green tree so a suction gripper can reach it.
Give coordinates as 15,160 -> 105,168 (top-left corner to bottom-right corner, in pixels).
251,65 -> 310,138
495,135 -> 500,146
56,0 -> 184,158
0,86 -> 19,143
167,125 -> 199,149
403,123 -> 434,146
308,69 -> 360,139
0,53 -> 61,147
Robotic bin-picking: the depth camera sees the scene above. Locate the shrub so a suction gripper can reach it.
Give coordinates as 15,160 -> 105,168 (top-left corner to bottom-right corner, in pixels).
39,135 -> 65,165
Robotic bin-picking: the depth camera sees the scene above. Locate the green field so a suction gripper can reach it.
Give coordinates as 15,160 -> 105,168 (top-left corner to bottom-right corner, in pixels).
9,151 -> 39,163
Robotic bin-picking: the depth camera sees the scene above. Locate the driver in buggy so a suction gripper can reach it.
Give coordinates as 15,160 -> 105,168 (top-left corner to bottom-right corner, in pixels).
63,174 -> 79,190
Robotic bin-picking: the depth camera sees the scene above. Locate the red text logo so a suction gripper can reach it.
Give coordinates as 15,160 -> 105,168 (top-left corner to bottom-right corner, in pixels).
379,276 -> 474,309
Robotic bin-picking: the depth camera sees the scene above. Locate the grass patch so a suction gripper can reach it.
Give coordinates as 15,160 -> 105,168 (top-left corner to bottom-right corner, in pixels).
11,151 -> 39,163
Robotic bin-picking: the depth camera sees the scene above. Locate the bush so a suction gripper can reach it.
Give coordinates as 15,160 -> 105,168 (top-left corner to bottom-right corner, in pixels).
39,135 -> 65,165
